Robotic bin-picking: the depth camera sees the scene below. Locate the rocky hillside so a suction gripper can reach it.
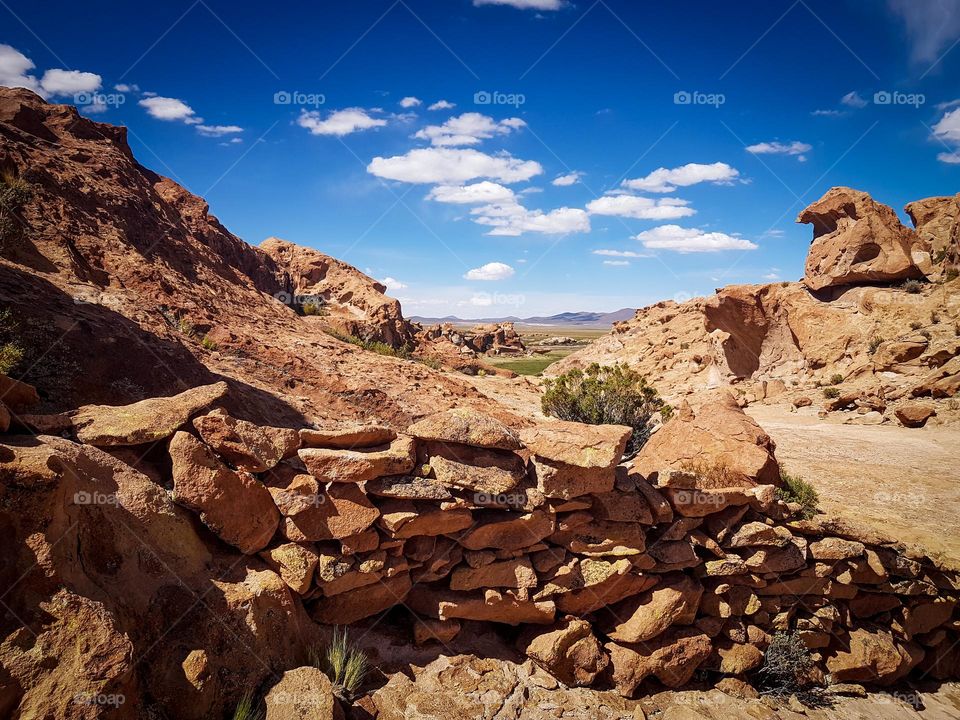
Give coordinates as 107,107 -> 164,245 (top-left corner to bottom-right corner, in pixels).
0,87 -> 518,428
550,187 -> 959,427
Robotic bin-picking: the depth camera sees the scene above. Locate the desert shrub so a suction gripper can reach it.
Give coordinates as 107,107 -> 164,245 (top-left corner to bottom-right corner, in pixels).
201,336 -> 218,351
301,301 -> 327,316
754,632 -> 826,706
909,321 -> 922,331
660,403 -> 674,422
931,311 -> 941,324
828,373 -> 843,385
919,329 -> 932,340
901,279 -> 923,294
822,387 -> 840,399
325,330 -> 412,360
679,342 -> 690,350
946,268 -> 959,281
415,356 -> 443,370
0,170 -> 32,250
311,627 -> 369,702
0,307 -> 79,400
0,340 -> 24,375
231,692 -> 263,720
867,336 -> 884,354
777,469 -> 819,518
541,363 -> 666,457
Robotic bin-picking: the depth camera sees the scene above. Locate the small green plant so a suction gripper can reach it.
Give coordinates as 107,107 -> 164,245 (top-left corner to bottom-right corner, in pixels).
311,627 -> 369,702
231,692 -> 263,720
201,336 -> 218,351
931,311 -> 941,324
176,314 -> 197,339
301,301 -> 327,316
945,268 -> 959,281
776,469 -> 820,519
828,373 -> 843,386
867,336 -> 884,354
0,340 -> 24,375
822,387 -> 840,399
679,342 -> 690,350
909,321 -> 922,331
901,279 -> 923,294
541,363 -> 666,457
660,403 -> 674,422
754,631 -> 827,706
325,330 -> 412,360
0,169 -> 32,250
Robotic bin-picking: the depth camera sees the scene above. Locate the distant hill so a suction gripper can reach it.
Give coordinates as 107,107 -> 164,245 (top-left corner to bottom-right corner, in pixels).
410,308 -> 637,328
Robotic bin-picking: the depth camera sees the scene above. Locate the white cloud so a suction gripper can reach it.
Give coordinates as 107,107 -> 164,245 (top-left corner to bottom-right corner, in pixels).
428,99 -> 456,110
414,112 -> 526,146
139,96 -> 199,122
622,162 -> 740,193
933,107 -> 960,143
603,260 -> 630,266
937,151 -> 960,164
471,201 -> 590,236
745,141 -> 812,158
427,181 -> 516,204
196,124 -> 244,137
635,225 -> 758,253
399,96 -> 421,108
586,195 -> 695,220
592,249 -> 649,258
841,91 -> 868,108
114,83 -> 139,93
888,0 -> 960,63
552,171 -> 582,186
0,44 -> 40,92
763,270 -> 781,280
39,69 -> 101,96
464,262 -> 515,281
297,107 -> 387,136
473,0 -> 564,8
381,277 -> 408,290
368,147 -> 542,184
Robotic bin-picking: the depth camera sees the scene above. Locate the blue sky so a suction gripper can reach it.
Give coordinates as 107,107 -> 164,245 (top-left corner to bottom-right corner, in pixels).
2,0 -> 959,317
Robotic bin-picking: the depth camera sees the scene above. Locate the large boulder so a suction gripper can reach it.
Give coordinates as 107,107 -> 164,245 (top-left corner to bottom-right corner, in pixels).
607,629 -> 713,695
905,192 -> 960,278
298,435 -> 415,483
70,381 -> 228,446
193,408 -> 299,472
798,187 -> 927,291
632,390 -> 779,487
263,666 -> 335,720
521,619 -> 609,687
607,573 -> 702,643
169,430 -> 280,553
826,628 -> 924,686
407,408 -> 522,450
519,420 -> 631,499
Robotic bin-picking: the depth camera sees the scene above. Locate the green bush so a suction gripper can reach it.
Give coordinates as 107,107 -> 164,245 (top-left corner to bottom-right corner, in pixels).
828,373 -> 843,386
231,692 -> 263,720
822,387 -> 840,399
867,336 -> 884,354
0,170 -> 32,250
0,307 -> 78,400
909,321 -> 922,331
325,329 -> 412,360
301,301 -> 327,316
311,627 -> 369,702
541,363 -> 666,457
201,336 -> 218,351
776,469 -> 819,519
0,341 -> 24,375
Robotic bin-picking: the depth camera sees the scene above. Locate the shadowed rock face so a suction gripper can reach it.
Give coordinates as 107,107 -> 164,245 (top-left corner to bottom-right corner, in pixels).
798,187 -> 929,291
906,192 -> 960,279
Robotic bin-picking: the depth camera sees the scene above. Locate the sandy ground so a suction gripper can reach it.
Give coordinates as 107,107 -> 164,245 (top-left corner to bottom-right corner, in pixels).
747,405 -> 960,564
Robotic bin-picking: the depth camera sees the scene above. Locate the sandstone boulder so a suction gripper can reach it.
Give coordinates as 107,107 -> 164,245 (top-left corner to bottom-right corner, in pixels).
377,499 -> 473,538
169,430 -> 279,553
607,630 -> 713,695
299,422 -> 396,449
0,372 -> 39,411
407,408 -> 521,450
267,468 -> 380,542
259,543 -> 320,595
458,509 -> 555,551
608,573 -> 703,643
633,391 -> 779,487
522,619 -> 610,687
906,192 -> 960,278
193,408 -> 299,472
798,187 -> 927,291
407,586 -> 556,625
449,557 -> 537,591
826,628 -> 923,685
520,420 -> 631,499
264,666 -> 335,720
72,381 -> 227,446
310,573 -> 411,624
428,449 -> 525,495
895,402 -> 936,428
298,435 -> 415,483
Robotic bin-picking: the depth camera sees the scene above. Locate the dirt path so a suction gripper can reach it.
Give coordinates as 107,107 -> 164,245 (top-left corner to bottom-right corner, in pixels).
747,405 -> 960,564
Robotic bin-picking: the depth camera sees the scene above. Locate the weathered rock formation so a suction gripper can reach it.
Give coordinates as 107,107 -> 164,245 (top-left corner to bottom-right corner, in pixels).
3,377 -> 958,717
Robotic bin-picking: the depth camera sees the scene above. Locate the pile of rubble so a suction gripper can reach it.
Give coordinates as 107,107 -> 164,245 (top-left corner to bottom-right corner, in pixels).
3,375 -> 958,718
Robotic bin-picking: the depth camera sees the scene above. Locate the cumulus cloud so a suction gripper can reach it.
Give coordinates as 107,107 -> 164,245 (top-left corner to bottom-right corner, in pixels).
428,99 -> 456,110
368,147 -> 542,184
888,0 -> 960,63
381,277 -> 408,290
427,181 -> 516,204
592,249 -> 649,258
0,45 -> 103,98
472,202 -> 590,236
635,225 -> 758,253
745,141 -> 812,160
414,112 -> 526,146
139,95 -> 200,122
622,162 -> 740,193
473,0 -> 564,8
586,195 -> 695,220
399,96 -> 421,109
552,171 -> 582,186
841,91 -> 868,108
0,44 -> 40,92
114,83 -> 139,93
464,262 -> 515,280
196,124 -> 244,137
39,69 -> 101,96
297,107 -> 387,136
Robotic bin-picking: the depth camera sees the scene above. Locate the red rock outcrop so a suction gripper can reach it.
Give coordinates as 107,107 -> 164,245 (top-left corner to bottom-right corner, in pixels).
905,192 -> 960,280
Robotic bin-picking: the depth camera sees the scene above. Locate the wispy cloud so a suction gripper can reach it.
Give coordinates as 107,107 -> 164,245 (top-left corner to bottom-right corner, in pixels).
636,225 -> 757,253
297,108 -> 386,136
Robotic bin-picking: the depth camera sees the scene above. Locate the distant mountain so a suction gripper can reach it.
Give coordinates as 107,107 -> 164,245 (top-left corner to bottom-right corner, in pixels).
410,308 -> 637,328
